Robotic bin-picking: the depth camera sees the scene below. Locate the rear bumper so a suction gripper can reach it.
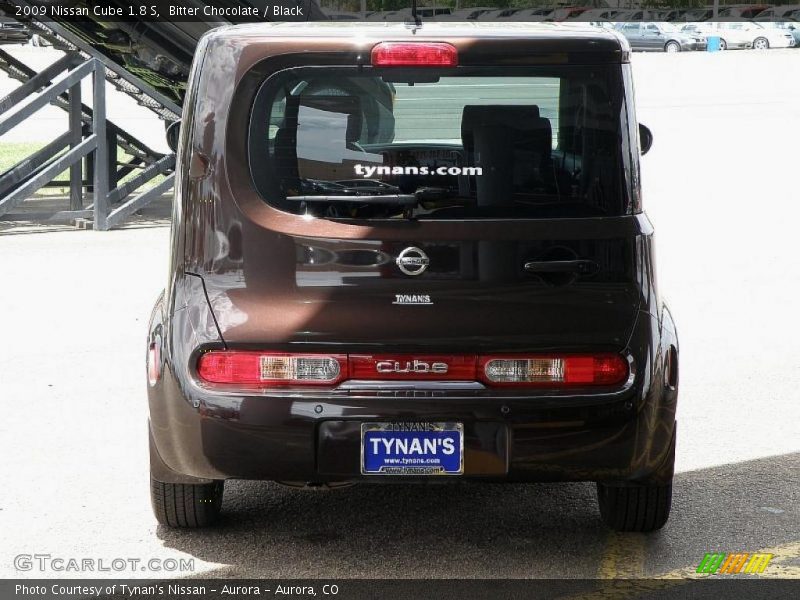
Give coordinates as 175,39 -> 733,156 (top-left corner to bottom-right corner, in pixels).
149,370 -> 677,485
148,280 -> 679,485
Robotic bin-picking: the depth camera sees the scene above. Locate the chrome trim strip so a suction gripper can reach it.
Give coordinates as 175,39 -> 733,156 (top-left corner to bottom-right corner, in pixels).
338,380 -> 486,391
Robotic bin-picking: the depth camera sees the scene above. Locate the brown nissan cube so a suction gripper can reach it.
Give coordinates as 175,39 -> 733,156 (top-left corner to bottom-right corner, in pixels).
146,22 -> 679,531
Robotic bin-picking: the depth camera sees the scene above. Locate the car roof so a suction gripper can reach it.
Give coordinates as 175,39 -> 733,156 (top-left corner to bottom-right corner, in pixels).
206,20 -> 626,48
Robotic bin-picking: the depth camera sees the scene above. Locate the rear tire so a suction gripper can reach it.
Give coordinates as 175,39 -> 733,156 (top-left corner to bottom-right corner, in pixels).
719,39 -> 728,51
596,482 -> 672,532
150,478 -> 224,528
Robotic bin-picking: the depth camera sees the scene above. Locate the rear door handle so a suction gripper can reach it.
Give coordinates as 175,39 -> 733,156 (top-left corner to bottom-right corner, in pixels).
523,260 -> 599,275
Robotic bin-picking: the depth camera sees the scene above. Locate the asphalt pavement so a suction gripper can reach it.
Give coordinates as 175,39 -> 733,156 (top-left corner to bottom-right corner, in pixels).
0,48 -> 799,583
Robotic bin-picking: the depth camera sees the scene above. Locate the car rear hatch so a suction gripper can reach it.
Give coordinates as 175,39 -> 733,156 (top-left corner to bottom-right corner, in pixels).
191,34 -> 645,371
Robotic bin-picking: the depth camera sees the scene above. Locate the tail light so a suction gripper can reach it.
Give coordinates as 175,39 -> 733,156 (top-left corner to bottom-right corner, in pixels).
197,351 -> 346,385
371,42 -> 458,67
479,354 -> 629,387
195,351 -> 628,388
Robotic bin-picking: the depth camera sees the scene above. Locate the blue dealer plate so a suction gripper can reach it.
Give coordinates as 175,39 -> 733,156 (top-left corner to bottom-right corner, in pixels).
361,422 -> 464,475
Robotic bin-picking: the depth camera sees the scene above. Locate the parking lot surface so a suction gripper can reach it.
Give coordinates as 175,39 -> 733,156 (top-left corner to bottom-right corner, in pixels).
1,49 -> 799,581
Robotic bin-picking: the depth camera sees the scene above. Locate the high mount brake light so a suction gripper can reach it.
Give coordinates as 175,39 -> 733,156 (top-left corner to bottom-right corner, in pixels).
197,352 -> 346,385
371,42 -> 458,67
478,354 -> 629,387
196,351 -> 628,388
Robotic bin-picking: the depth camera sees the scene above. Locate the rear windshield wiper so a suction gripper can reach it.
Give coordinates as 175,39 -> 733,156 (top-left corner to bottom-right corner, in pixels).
287,194 -> 417,206
287,194 -> 418,218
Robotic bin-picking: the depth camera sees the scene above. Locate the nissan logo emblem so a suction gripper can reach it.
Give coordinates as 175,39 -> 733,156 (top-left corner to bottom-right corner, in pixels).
396,247 -> 430,276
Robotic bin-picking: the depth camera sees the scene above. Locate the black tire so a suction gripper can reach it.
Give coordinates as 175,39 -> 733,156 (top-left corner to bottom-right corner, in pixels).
596,482 -> 672,532
665,41 -> 681,53
754,37 -> 769,50
719,39 -> 727,51
150,478 -> 224,528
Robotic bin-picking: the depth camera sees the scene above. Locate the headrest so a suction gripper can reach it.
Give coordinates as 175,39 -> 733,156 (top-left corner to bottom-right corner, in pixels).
462,105 -> 544,133
291,95 -> 363,143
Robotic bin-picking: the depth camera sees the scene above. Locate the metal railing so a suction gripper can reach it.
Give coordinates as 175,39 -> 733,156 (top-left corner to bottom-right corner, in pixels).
0,53 -> 175,230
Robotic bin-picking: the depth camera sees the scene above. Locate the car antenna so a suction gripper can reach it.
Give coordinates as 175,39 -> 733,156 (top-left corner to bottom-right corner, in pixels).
407,0 -> 422,27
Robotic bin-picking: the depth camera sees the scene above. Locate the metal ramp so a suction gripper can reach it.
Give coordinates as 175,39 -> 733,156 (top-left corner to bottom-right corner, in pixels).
0,1 -> 324,229
21,18 -> 183,120
0,17 -> 181,230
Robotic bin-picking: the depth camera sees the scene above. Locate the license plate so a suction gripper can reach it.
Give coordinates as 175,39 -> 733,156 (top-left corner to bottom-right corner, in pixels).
361,422 -> 464,475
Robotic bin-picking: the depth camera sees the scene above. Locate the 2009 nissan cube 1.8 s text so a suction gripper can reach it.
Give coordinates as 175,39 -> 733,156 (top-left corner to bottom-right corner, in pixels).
146,22 -> 679,531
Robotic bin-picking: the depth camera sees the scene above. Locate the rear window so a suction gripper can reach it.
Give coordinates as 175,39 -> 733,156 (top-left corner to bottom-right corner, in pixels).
248,65 -> 626,220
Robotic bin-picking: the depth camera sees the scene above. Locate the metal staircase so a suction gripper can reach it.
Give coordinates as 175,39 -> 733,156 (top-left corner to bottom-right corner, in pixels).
0,0 -> 322,229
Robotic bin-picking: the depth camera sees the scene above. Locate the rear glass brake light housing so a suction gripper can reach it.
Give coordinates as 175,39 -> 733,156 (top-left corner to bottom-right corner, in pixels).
371,42 -> 458,67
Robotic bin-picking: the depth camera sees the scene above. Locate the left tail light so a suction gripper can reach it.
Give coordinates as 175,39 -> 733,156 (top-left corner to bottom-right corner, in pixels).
197,351 -> 347,385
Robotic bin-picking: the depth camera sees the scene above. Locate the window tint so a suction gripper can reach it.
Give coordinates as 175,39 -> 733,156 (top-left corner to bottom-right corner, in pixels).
249,66 -> 626,220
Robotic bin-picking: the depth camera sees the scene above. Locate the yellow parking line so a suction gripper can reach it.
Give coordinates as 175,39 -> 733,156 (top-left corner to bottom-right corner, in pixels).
655,540 -> 800,580
573,540 -> 800,600
597,533 -> 646,579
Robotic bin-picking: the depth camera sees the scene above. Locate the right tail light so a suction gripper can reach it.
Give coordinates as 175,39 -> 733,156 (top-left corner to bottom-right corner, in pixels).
478,354 -> 629,387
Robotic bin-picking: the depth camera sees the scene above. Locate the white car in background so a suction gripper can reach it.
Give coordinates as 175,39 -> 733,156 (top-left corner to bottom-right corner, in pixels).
716,20 -> 796,49
681,22 -> 753,49
753,18 -> 800,47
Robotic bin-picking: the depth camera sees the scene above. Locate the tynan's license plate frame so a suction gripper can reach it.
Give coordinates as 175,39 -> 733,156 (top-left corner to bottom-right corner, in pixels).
360,422 -> 464,476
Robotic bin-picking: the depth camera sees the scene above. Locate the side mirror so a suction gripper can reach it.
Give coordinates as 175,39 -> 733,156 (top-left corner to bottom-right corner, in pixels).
639,123 -> 653,155
166,120 -> 181,153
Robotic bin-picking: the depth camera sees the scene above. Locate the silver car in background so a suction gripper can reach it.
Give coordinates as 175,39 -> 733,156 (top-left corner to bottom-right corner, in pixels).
616,22 -> 707,52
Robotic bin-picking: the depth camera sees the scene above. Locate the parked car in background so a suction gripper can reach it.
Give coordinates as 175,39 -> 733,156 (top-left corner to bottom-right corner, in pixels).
504,8 -> 555,21
753,18 -> 800,47
671,8 -> 715,22
614,9 -> 671,22
0,15 -> 31,45
550,7 -> 589,21
717,5 -> 772,19
569,9 -> 622,21
753,5 -> 800,20
681,22 -> 753,50
399,6 -> 452,19
476,8 -> 522,21
440,7 -> 494,20
716,20 -> 795,49
617,22 -> 707,52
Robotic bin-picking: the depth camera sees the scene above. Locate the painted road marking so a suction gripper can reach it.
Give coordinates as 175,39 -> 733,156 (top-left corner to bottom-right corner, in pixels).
576,540 -> 800,600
